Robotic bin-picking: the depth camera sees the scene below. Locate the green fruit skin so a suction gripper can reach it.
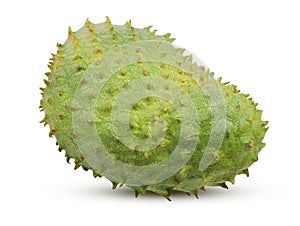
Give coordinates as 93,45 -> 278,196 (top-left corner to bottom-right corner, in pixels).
40,18 -> 268,198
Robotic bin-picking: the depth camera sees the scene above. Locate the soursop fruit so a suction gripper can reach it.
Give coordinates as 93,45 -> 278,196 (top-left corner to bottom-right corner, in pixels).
40,17 -> 268,199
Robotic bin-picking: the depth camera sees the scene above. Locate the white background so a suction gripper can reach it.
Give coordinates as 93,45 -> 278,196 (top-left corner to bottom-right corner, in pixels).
1,0 -> 299,225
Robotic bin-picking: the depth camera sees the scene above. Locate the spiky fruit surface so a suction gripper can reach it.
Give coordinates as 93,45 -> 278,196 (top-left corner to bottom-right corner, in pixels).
40,17 -> 268,199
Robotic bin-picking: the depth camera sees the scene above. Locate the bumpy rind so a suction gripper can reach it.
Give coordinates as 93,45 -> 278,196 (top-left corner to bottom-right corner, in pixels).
40,17 -> 268,199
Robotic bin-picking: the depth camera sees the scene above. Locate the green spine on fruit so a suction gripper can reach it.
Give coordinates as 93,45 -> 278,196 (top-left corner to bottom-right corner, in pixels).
40,17 -> 268,199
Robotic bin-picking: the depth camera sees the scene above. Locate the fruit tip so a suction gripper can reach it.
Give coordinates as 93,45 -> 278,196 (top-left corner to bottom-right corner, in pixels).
143,25 -> 153,31
68,26 -> 73,35
125,20 -> 132,28
105,16 -> 112,27
85,18 -> 91,25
